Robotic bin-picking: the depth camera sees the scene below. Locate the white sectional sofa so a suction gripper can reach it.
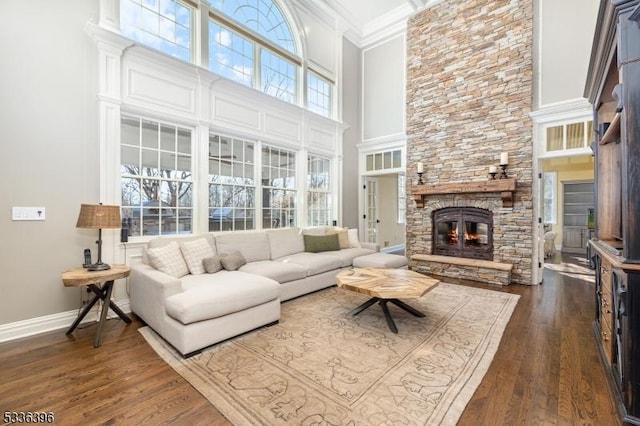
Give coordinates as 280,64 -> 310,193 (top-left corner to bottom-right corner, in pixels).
130,227 -> 407,357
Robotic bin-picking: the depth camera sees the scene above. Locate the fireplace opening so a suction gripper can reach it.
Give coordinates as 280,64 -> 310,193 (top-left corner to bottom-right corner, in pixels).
432,207 -> 493,260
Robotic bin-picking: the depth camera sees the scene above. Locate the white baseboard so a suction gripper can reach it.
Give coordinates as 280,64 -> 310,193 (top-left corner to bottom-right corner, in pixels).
0,299 -> 131,344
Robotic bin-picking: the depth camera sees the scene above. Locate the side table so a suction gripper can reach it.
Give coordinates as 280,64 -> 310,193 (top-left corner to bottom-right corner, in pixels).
62,264 -> 132,347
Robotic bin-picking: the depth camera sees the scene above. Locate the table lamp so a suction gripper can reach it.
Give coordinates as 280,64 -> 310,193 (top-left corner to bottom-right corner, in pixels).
76,203 -> 121,271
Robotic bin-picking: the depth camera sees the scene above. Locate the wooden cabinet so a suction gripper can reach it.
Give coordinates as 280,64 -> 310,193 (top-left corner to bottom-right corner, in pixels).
586,1 -> 640,424
561,181 -> 595,253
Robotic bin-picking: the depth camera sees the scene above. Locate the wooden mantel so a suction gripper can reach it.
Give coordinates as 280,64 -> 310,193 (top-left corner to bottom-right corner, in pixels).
412,178 -> 517,208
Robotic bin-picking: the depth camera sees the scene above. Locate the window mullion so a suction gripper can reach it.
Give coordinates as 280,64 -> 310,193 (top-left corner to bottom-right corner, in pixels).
255,45 -> 261,92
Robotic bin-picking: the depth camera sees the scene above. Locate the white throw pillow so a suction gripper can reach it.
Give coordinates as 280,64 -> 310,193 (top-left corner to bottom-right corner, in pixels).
147,241 -> 189,278
326,227 -> 350,249
347,228 -> 361,248
180,238 -> 215,275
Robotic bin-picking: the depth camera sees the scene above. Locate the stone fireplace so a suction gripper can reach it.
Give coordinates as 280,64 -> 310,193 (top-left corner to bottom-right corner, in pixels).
405,0 -> 535,285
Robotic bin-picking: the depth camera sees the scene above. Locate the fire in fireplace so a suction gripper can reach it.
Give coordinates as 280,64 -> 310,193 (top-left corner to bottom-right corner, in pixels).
432,207 -> 493,260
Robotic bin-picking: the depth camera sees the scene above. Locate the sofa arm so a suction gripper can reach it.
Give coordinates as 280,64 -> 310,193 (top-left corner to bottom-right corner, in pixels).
360,241 -> 380,252
129,263 -> 183,333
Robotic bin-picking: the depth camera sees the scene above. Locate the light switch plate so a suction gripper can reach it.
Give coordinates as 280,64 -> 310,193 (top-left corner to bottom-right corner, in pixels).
12,207 -> 46,221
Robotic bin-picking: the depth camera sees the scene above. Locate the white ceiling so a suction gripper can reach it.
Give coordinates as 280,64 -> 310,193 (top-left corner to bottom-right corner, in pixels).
319,0 -> 435,46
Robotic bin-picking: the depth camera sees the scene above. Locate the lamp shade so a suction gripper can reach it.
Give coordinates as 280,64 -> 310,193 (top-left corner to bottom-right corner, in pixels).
76,204 -> 121,229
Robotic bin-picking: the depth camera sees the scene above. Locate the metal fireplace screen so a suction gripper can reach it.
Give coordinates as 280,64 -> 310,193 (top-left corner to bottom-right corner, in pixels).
432,207 -> 493,260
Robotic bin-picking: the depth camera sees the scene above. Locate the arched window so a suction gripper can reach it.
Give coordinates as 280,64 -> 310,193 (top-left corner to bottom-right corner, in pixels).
208,0 -> 299,104
209,0 -> 295,53
119,0 -> 333,117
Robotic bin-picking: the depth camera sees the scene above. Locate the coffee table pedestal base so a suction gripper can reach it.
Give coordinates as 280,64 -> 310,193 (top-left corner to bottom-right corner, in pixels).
348,297 -> 426,334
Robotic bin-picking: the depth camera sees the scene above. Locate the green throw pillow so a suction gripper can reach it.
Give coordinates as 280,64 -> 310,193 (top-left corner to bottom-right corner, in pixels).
303,233 -> 340,253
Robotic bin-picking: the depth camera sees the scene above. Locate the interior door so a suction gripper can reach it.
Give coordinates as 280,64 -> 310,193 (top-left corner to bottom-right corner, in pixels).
364,177 -> 380,244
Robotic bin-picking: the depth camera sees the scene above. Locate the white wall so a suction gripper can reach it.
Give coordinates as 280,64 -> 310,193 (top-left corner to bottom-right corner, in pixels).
341,38 -> 362,228
0,0 -> 102,324
538,0 -> 599,106
362,35 -> 405,141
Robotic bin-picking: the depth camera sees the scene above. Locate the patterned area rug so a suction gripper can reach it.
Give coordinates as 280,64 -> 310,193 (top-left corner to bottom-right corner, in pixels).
140,283 -> 519,425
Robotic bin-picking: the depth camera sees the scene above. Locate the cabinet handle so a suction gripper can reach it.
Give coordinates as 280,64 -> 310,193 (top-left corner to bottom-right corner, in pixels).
602,331 -> 609,341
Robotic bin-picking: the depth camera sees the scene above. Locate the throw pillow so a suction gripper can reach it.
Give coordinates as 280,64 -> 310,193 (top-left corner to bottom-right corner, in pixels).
220,251 -> 247,271
180,238 -> 215,275
147,241 -> 189,278
347,228 -> 361,248
202,255 -> 225,274
326,227 -> 350,249
303,233 -> 340,253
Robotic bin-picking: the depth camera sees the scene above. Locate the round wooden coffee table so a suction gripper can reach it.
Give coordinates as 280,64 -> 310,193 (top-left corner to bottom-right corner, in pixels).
335,268 -> 440,333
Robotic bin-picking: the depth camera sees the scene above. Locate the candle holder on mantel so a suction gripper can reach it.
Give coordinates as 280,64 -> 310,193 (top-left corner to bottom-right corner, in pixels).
499,164 -> 508,179
489,171 -> 497,180
417,172 -> 424,185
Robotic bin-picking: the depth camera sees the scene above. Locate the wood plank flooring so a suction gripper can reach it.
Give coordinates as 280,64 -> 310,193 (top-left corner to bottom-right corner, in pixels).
0,254 -> 621,425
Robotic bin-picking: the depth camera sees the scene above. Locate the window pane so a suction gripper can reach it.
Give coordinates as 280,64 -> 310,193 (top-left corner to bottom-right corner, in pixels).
261,49 -> 296,104
209,135 -> 257,232
307,72 -> 331,117
546,126 -> 563,151
208,21 -> 254,86
121,0 -> 192,62
121,116 -> 193,237
262,146 -> 296,228
567,122 -> 584,149
307,155 -> 331,226
543,172 -> 556,224
209,0 -> 295,53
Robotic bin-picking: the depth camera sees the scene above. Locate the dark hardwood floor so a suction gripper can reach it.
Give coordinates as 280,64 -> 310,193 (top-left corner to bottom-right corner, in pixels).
0,254 -> 621,425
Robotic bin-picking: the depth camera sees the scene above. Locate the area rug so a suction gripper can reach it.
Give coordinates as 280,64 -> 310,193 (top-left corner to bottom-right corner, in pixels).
140,283 -> 519,425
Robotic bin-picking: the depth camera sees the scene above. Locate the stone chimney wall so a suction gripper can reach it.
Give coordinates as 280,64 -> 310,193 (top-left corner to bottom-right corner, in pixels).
406,0 -> 535,284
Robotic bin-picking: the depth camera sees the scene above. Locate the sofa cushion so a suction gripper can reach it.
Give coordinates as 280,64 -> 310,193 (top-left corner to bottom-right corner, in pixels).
266,228 -> 305,259
301,226 -> 328,236
147,241 -> 189,278
303,234 -> 340,253
215,232 -> 271,262
166,271 -> 280,325
321,247 -> 377,267
239,260 -> 307,283
275,252 -> 342,275
353,252 -> 408,269
180,238 -> 215,275
326,227 -> 350,249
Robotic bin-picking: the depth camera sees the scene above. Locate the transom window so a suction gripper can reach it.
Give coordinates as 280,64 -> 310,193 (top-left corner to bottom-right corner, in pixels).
119,0 -> 334,117
120,0 -> 193,62
261,49 -> 297,103
546,120 -> 593,152
120,116 -> 193,236
208,0 -> 295,53
307,72 -> 332,117
209,21 -> 254,86
366,149 -> 402,172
